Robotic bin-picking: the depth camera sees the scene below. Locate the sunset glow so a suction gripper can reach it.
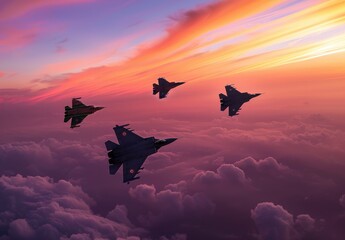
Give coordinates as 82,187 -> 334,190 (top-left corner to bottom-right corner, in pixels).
1,1 -> 345,239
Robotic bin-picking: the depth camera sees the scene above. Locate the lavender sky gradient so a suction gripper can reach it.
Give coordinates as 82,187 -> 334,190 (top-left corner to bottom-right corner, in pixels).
1,0 -> 345,240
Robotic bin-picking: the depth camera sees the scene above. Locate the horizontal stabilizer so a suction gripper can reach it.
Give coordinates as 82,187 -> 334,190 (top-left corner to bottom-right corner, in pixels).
219,94 -> 229,111
65,106 -> 72,111
153,83 -> 159,95
109,163 -> 122,175
220,104 -> 228,111
219,93 -> 227,101
105,140 -> 119,151
64,115 -> 72,122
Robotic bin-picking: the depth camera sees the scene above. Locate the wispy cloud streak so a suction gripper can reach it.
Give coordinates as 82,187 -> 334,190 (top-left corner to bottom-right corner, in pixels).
2,0 -> 344,101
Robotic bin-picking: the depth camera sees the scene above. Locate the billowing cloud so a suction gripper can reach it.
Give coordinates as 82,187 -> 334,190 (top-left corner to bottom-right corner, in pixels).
234,157 -> 289,174
193,163 -> 248,184
0,96 -> 344,239
0,138 -> 104,178
294,214 -> 316,234
129,184 -> 214,227
0,174 -> 141,239
251,202 -> 295,240
251,202 -> 317,240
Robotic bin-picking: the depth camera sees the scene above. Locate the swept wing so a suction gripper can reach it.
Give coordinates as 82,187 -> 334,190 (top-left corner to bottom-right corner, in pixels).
123,157 -> 146,182
71,115 -> 87,127
72,98 -> 86,108
229,103 -> 244,116
114,125 -> 144,146
225,85 -> 241,97
159,91 -> 168,99
158,77 -> 169,86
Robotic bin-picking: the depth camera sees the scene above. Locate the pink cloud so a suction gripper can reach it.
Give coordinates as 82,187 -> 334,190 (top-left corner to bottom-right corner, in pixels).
128,184 -> 214,228
192,163 -> 249,184
251,202 -> 317,240
295,214 -> 316,233
0,25 -> 41,51
251,202 -> 295,240
0,174 -> 143,239
0,98 -> 344,239
9,219 -> 35,240
0,0 -> 93,21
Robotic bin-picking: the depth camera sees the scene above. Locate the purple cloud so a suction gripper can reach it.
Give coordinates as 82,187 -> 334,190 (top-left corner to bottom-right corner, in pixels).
1,100 -> 344,239
0,174 -> 142,240
193,163 -> 248,184
128,183 -> 214,237
8,219 -> 35,240
295,214 -> 316,233
251,202 -> 321,240
251,202 -> 295,240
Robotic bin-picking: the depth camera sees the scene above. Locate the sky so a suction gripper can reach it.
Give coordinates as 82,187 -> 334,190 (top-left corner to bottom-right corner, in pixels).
0,0 -> 345,239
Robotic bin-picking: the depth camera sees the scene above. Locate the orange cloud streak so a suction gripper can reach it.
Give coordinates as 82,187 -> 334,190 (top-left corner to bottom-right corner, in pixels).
31,0 -> 280,101
31,0 -> 345,102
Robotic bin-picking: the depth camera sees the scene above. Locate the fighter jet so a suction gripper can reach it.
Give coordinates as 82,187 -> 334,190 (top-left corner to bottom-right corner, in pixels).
64,98 -> 104,128
219,85 -> 261,116
105,124 -> 177,183
153,77 -> 185,99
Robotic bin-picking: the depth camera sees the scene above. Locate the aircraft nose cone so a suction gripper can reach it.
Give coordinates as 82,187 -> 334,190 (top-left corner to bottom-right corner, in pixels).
96,107 -> 105,110
155,138 -> 177,150
250,93 -> 261,99
165,138 -> 177,144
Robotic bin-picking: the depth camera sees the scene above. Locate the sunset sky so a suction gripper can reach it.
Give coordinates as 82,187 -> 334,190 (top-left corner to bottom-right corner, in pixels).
0,0 -> 345,239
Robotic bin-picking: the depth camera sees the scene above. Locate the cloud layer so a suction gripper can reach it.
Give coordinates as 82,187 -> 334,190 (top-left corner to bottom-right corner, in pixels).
0,174 -> 142,240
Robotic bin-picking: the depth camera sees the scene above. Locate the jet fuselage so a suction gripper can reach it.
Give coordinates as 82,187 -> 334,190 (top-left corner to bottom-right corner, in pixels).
153,78 -> 185,99
221,93 -> 260,105
108,137 -> 156,164
65,106 -> 103,116
219,85 -> 261,117
108,137 -> 177,165
156,82 -> 184,92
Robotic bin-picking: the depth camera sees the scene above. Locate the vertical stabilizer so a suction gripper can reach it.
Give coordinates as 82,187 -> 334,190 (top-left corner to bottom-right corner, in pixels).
219,93 -> 229,111
153,83 -> 159,95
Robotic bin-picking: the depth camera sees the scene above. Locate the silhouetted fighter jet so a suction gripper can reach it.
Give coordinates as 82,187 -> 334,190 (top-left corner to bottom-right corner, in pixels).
64,98 -> 104,128
105,124 -> 177,183
219,85 -> 261,116
153,77 -> 185,99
